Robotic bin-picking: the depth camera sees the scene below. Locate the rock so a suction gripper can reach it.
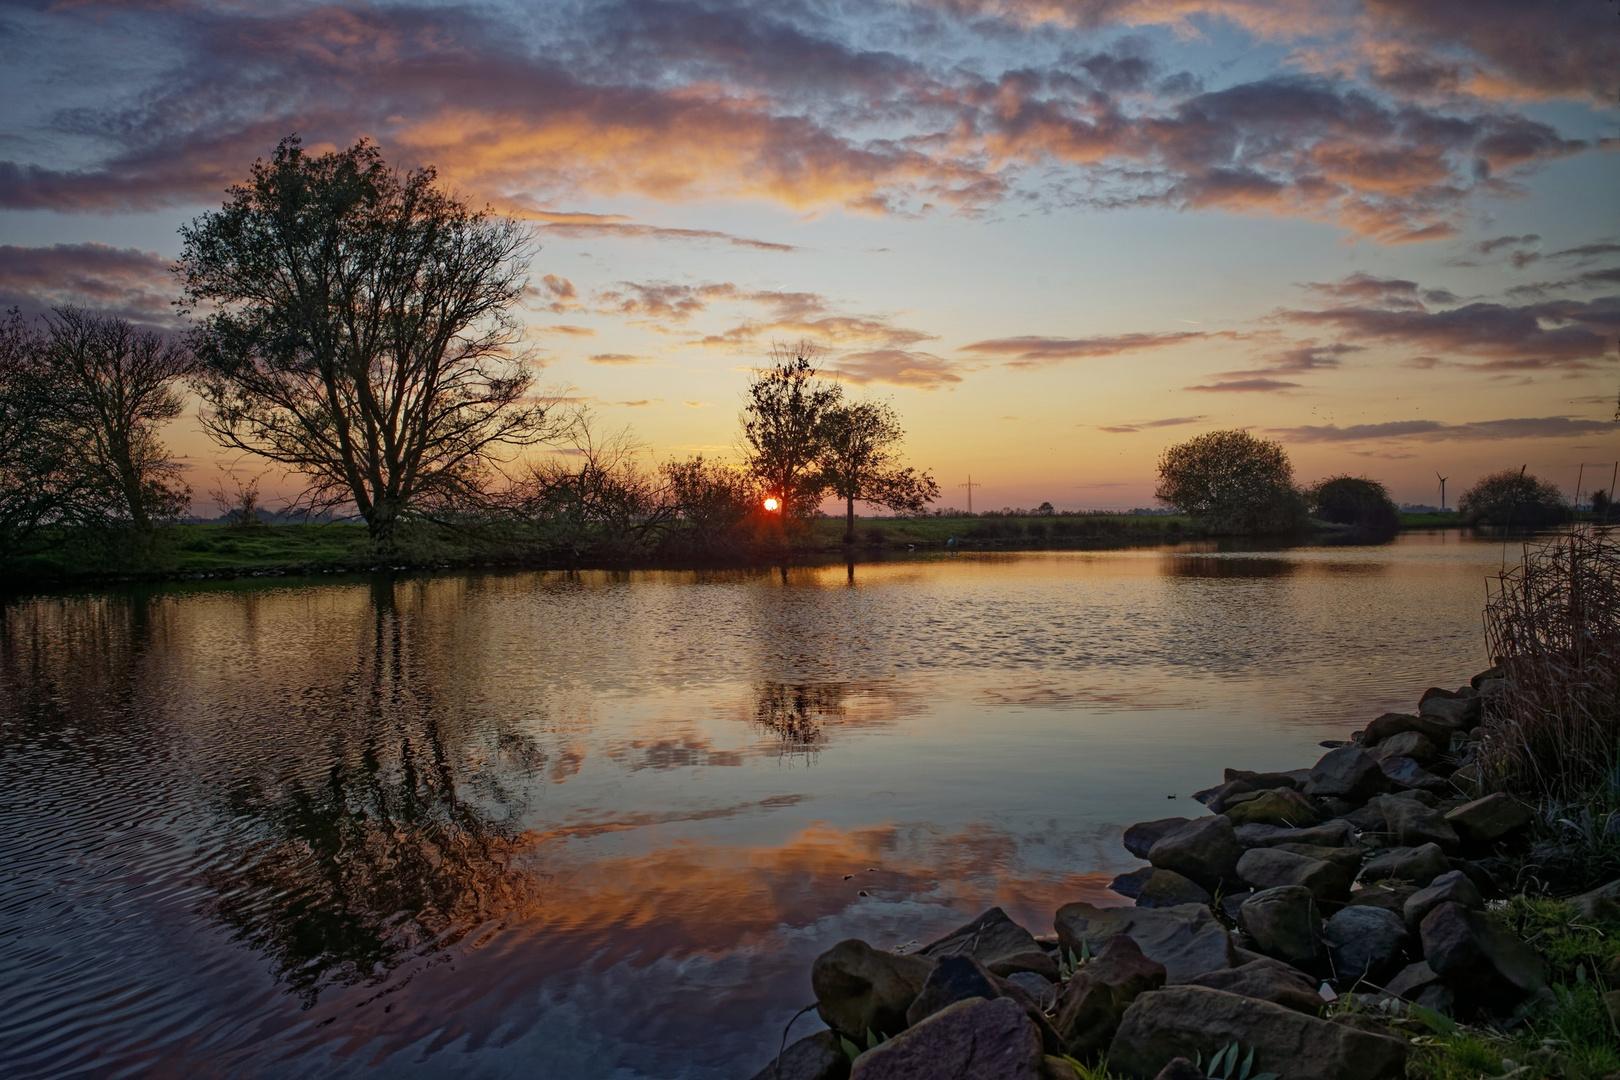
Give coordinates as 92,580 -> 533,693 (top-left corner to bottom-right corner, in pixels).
1370,796 -> 1459,850
851,997 -> 1043,1080
1403,870 -> 1484,930
1232,823 -> 1285,848
1238,886 -> 1325,967
750,1031 -> 851,1080
1305,747 -> 1387,803
1325,907 -> 1409,985
1364,712 -> 1458,748
921,907 -> 1059,980
1125,818 -> 1193,860
1137,870 -> 1212,909
1344,803 -> 1386,832
1224,789 -> 1323,828
1448,763 -> 1484,798
812,939 -> 935,1040
1188,958 -> 1325,1015
1341,884 -> 1417,916
1237,848 -> 1352,902
1359,844 -> 1450,887
1419,694 -> 1480,728
1107,986 -> 1408,1080
1053,934 -> 1167,1057
1368,731 -> 1439,767
1377,757 -> 1451,795
1223,769 -> 1300,790
1444,793 -> 1532,848
1055,903 -> 1236,984
1571,880 -> 1620,923
1272,844 -> 1363,879
1470,666 -> 1504,689
1111,867 -> 1156,900
1150,1059 -> 1203,1080
1420,902 -> 1547,1013
1240,821 -> 1354,849
1147,816 -> 1243,891
1383,961 -> 1442,1002
1218,891 -> 1251,923
1193,781 -> 1255,813
906,954 -> 1003,1027
1006,972 -> 1058,1012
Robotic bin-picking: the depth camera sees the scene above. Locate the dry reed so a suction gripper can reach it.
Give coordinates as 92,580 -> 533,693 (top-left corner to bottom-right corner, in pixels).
1479,526 -> 1620,802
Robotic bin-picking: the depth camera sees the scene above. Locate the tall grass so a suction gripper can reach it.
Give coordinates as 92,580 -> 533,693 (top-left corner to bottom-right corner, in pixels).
1480,526 -> 1620,804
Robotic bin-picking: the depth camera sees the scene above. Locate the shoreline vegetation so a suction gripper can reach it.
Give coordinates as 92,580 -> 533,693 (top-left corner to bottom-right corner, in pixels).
748,526 -> 1620,1080
0,511 -> 1505,588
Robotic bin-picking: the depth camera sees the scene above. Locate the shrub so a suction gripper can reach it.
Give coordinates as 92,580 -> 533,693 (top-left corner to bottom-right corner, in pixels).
1459,468 -> 1568,527
1308,475 -> 1398,534
1154,430 -> 1308,535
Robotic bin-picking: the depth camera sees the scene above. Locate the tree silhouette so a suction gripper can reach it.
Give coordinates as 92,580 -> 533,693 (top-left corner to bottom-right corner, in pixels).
740,343 -> 842,524
819,398 -> 938,544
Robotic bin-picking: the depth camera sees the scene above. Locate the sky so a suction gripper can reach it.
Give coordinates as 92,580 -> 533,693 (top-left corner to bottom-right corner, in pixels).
1,0 -> 1617,513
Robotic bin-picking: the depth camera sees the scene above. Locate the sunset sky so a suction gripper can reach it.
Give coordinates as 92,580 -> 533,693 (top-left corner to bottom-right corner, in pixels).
1,0 -> 1617,512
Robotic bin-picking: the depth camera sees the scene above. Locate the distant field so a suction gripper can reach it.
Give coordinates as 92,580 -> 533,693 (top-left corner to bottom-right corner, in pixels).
809,513 -> 1202,547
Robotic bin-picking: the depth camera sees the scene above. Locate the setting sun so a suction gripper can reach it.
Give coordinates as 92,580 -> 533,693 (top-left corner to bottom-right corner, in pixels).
762,497 -> 779,512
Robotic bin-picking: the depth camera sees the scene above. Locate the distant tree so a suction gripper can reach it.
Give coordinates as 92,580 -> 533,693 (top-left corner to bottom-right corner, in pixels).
819,398 -> 939,544
0,310 -> 83,555
1459,468 -> 1567,527
1037,501 -> 1055,515
1593,488 -> 1612,522
1308,475 -> 1399,535
43,308 -> 192,529
1154,429 -> 1308,534
178,136 -> 559,546
740,342 -> 842,523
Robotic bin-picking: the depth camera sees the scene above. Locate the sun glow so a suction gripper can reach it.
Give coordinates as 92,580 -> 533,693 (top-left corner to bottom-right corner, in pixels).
762,497 -> 780,512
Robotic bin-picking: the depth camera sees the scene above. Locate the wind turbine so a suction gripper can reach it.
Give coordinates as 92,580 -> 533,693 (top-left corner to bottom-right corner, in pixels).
1436,472 -> 1449,512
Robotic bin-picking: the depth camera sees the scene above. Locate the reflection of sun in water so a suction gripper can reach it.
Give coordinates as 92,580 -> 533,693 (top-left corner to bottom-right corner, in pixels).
762,497 -> 779,512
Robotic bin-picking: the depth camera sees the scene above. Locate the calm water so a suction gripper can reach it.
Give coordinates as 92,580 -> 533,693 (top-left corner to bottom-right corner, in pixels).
1,532 -> 1512,1079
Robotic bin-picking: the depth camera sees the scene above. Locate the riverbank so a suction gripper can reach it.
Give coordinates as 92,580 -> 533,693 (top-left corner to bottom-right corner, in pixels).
751,671 -> 1620,1080
1,512 -> 1469,586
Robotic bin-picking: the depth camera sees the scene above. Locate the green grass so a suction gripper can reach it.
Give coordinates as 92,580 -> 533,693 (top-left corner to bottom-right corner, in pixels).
807,512 -> 1204,548
6,522 -> 377,581
1399,511 -> 1465,528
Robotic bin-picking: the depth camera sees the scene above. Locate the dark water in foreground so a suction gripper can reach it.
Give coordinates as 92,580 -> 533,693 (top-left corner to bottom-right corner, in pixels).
1,532 -> 1513,1078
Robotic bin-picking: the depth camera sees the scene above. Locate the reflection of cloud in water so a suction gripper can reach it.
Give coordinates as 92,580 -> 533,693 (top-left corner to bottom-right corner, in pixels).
976,681 -> 1196,711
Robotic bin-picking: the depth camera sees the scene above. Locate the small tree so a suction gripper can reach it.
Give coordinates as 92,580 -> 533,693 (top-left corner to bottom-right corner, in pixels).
661,455 -> 759,553
1154,429 -> 1308,534
179,136 -> 559,546
43,308 -> 192,529
1459,468 -> 1567,528
1593,488 -> 1612,522
819,398 -> 939,544
0,310 -> 84,556
740,342 -> 842,523
1308,475 -> 1398,534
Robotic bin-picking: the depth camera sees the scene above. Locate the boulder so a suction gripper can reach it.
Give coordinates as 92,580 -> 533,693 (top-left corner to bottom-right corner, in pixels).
1370,796 -> 1459,850
1239,820 -> 1354,850
850,997 -> 1043,1080
1325,907 -> 1409,985
1359,844 -> 1450,887
1343,803 -> 1386,832
1237,848 -> 1352,902
1111,867 -> 1155,900
1052,934 -> 1167,1058
1195,781 -> 1257,813
749,1031 -> 851,1080
1403,870 -> 1484,930
1272,844 -> 1363,879
906,954 -> 1003,1027
1420,902 -> 1547,1013
1137,870 -> 1212,910
1364,713 -> 1457,748
1224,789 -> 1323,828
1238,886 -> 1324,967
1368,731 -> 1439,767
1147,816 -> 1243,891
1150,1060 -> 1202,1080
1377,757 -> 1451,795
1006,972 -> 1059,1012
1223,769 -> 1300,790
1304,748 -> 1387,803
1571,880 -> 1620,923
1383,961 -> 1442,1002
812,939 -> 935,1040
1341,884 -> 1417,916
1444,794 -> 1532,848
1125,818 -> 1193,860
1418,694 -> 1480,728
921,907 -> 1059,980
1188,958 -> 1325,1015
1107,986 -> 1408,1080
1055,903 -> 1235,985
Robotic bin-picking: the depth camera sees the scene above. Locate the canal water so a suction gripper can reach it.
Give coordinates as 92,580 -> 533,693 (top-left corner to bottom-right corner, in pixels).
0,531 -> 1516,1078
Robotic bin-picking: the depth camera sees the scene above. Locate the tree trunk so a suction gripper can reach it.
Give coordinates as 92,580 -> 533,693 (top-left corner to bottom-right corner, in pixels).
844,496 -> 856,545
368,498 -> 402,553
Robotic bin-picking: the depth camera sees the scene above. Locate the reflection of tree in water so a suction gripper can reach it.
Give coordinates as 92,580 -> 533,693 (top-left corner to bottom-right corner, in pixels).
752,682 -> 847,752
206,593 -> 544,1007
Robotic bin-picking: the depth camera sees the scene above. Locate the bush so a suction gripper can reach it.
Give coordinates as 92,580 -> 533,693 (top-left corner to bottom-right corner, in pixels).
1154,430 -> 1308,535
1308,475 -> 1398,534
1459,468 -> 1568,527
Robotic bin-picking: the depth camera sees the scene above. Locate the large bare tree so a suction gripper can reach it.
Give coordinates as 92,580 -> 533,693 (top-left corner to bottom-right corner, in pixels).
178,136 -> 558,543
